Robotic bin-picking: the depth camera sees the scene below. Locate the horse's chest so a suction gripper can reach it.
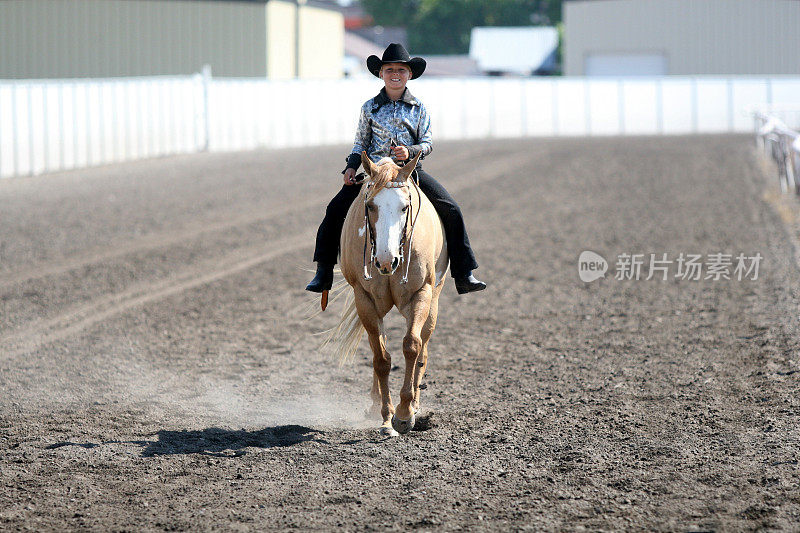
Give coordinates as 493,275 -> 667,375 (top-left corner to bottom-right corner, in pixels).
361,280 -> 404,314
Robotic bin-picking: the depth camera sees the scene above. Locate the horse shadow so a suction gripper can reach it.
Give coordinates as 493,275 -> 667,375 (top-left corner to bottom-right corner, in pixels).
138,424 -> 327,457
47,424 -> 326,458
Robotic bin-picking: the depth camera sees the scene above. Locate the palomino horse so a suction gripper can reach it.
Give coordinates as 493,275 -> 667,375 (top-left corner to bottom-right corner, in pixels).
331,151 -> 448,436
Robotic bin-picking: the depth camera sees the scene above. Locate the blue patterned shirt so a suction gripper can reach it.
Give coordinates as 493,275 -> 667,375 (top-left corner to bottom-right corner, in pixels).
344,87 -> 432,172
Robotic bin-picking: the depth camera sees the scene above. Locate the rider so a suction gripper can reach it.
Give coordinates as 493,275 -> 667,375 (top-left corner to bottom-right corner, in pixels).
306,43 -> 486,295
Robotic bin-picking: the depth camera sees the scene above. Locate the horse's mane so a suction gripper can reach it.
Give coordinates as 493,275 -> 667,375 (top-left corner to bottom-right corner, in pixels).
366,157 -> 408,201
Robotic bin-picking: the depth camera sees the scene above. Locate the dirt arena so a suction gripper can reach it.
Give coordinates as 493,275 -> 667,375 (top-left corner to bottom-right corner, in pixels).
1,135 -> 799,531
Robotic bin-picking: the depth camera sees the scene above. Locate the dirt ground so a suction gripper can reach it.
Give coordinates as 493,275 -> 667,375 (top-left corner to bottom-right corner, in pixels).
1,135 -> 799,531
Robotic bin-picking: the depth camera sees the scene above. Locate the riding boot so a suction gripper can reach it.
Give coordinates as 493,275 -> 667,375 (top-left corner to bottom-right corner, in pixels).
306,262 -> 334,293
453,271 -> 486,295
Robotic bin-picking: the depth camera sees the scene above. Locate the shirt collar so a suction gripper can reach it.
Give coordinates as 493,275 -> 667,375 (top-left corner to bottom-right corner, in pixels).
372,87 -> 420,111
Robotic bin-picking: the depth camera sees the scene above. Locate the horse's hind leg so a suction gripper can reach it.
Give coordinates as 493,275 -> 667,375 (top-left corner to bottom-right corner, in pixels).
353,287 -> 394,434
393,287 -> 433,434
411,343 -> 428,415
368,373 -> 381,418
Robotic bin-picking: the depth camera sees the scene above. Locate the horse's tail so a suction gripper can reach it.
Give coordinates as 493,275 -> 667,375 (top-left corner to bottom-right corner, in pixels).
321,290 -> 374,367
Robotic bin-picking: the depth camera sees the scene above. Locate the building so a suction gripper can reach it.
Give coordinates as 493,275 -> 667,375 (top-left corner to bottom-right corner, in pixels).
0,0 -> 344,79
469,26 -> 558,76
564,0 -> 800,76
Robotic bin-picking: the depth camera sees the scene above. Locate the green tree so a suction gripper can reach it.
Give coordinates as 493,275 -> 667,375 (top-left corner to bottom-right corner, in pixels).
361,0 -> 562,55
360,0 -> 417,25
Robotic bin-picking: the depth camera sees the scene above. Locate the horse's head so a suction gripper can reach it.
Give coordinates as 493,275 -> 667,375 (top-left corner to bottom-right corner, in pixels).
361,150 -> 421,275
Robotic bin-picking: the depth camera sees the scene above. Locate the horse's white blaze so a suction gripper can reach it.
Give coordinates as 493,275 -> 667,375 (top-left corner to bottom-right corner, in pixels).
372,186 -> 407,271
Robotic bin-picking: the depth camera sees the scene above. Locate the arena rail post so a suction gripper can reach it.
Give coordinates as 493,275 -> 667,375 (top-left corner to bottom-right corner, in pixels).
201,64 -> 212,152
754,108 -> 800,195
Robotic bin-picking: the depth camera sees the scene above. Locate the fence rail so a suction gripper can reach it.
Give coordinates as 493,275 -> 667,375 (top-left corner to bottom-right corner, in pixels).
2,71 -> 800,179
0,75 -> 205,178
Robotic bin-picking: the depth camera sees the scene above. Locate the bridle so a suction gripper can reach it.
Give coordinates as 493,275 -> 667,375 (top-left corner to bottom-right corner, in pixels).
361,171 -> 422,284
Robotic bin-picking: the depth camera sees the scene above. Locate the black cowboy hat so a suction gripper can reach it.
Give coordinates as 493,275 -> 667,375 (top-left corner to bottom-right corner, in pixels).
366,43 -> 426,80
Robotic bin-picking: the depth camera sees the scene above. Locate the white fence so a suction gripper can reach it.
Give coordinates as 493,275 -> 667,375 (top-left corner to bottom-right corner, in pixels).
0,75 -> 206,179
2,73 -> 800,179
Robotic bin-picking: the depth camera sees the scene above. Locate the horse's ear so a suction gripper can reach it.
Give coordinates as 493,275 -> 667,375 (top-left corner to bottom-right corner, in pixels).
361,151 -> 376,177
397,151 -> 422,181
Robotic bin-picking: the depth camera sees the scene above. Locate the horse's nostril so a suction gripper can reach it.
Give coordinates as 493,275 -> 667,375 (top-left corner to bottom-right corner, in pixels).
392,257 -> 399,269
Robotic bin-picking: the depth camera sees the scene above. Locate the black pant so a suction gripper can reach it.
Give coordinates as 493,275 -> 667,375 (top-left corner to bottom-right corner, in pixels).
313,169 -> 479,278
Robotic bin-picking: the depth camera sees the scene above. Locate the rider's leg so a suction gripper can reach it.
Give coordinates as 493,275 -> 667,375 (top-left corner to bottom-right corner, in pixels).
415,169 -> 486,294
307,184 -> 361,292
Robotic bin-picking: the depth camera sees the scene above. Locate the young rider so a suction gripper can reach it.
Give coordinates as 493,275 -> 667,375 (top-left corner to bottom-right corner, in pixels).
306,43 -> 486,295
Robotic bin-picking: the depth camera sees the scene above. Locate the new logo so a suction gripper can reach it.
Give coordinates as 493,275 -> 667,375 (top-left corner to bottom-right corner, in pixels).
578,250 -> 608,282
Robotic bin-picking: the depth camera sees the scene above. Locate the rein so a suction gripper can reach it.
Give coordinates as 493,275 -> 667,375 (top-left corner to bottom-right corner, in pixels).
361,171 -> 421,284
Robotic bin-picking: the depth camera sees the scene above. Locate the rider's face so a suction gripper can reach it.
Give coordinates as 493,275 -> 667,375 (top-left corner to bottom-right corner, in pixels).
380,63 -> 411,91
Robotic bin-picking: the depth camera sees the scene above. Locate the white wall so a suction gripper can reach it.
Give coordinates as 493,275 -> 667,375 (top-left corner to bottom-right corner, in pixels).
2,75 -> 800,179
564,0 -> 800,76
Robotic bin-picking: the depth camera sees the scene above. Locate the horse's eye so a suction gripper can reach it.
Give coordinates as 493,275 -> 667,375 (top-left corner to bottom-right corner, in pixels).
402,205 -> 409,212
367,204 -> 375,211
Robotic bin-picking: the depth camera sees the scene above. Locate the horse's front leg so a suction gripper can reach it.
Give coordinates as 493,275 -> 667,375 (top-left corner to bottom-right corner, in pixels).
393,286 -> 432,434
412,294 -> 439,413
353,286 -> 394,435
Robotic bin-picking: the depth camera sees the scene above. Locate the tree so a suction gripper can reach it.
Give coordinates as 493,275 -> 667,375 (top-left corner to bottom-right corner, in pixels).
360,0 -> 562,55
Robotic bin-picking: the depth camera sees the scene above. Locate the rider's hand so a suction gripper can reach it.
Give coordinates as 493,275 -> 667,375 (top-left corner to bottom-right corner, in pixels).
392,146 -> 409,161
343,168 -> 357,185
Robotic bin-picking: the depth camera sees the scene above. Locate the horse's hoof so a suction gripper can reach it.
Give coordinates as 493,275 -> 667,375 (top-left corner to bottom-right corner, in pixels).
391,414 -> 415,434
380,426 -> 399,437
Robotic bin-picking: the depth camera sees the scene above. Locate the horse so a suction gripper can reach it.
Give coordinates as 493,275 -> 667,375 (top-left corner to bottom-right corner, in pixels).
328,150 -> 448,436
